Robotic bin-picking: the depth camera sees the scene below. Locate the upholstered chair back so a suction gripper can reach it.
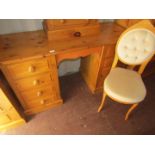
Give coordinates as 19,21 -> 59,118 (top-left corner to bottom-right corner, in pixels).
116,20 -> 155,66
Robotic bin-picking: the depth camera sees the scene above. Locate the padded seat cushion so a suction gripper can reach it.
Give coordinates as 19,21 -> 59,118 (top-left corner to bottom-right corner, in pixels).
104,67 -> 146,104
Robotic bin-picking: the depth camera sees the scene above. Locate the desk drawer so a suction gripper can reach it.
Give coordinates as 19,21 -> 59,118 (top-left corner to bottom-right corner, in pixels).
47,24 -> 101,41
21,86 -> 55,102
6,58 -> 50,79
24,96 -> 55,109
15,73 -> 53,91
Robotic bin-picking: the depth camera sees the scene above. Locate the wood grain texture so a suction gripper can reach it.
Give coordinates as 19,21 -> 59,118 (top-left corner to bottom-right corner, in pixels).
45,24 -> 101,41
0,23 -> 124,63
5,58 -> 50,80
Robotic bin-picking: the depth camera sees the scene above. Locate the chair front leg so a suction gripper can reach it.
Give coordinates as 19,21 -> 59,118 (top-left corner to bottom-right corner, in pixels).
98,92 -> 107,112
125,103 -> 139,120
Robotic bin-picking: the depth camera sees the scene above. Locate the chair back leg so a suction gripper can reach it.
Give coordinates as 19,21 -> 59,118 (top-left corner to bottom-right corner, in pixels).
125,103 -> 139,120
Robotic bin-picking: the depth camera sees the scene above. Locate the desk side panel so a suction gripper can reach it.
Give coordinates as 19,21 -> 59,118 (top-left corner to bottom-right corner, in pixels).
80,47 -> 103,93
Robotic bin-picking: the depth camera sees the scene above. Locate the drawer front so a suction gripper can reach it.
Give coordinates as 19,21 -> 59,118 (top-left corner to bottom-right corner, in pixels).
6,58 -> 50,79
21,86 -> 55,102
15,73 -> 53,91
24,96 -> 55,109
46,19 -> 90,29
47,24 -> 100,41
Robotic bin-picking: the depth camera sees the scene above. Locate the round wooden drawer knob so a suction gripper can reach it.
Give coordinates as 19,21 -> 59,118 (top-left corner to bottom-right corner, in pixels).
37,91 -> 43,97
60,19 -> 65,23
33,80 -> 39,86
74,32 -> 81,37
40,99 -> 45,105
28,65 -> 35,73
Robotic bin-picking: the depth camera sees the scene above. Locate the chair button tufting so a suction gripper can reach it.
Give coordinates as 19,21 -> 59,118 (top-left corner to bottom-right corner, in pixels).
143,39 -> 147,43
132,37 -> 136,41
135,56 -> 138,60
134,47 -> 137,51
144,50 -> 148,54
125,54 -> 128,58
124,45 -> 128,49
145,47 -> 149,52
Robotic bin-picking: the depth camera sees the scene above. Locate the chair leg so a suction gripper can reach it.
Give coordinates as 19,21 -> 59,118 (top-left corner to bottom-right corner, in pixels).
125,103 -> 139,121
98,93 -> 107,112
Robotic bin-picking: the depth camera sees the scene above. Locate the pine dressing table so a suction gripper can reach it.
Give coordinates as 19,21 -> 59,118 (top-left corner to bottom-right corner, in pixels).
0,22 -> 124,120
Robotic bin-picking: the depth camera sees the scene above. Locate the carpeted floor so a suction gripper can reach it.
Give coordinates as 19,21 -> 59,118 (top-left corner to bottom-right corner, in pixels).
1,72 -> 155,135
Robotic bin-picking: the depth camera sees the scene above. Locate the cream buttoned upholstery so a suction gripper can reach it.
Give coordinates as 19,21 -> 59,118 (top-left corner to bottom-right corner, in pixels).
117,29 -> 155,65
104,67 -> 146,104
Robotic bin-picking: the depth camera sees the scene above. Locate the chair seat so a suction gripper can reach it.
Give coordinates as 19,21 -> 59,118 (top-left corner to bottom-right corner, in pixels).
104,67 -> 146,104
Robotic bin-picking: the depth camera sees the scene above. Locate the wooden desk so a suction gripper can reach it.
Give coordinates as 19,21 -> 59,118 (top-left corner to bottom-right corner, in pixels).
0,23 -> 124,115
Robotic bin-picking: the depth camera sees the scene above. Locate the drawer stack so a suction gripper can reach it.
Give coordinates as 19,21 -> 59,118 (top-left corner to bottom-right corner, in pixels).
1,55 -> 62,115
43,19 -> 101,41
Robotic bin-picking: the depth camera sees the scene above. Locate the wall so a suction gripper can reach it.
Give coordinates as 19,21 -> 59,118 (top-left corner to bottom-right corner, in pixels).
0,19 -> 114,76
0,19 -> 43,34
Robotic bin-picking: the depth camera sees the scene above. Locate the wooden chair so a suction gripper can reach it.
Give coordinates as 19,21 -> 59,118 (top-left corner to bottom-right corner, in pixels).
98,20 -> 155,120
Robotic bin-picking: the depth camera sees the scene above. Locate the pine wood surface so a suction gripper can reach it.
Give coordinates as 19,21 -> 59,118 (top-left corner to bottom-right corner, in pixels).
0,23 -> 124,63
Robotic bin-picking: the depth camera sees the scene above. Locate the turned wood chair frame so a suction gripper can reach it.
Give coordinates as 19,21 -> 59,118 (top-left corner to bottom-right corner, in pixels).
98,20 -> 155,120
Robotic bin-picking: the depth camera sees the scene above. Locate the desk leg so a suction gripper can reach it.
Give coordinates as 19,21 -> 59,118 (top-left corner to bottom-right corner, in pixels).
48,55 -> 63,104
80,47 -> 102,93
80,44 -> 115,94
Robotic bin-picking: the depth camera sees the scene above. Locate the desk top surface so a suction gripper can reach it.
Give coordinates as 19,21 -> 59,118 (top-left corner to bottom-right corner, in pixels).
0,23 -> 124,63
